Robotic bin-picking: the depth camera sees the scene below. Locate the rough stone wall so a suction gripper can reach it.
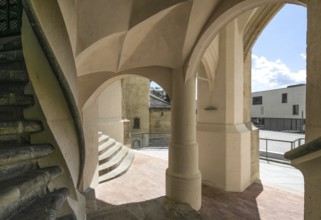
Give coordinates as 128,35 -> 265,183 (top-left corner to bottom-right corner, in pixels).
149,108 -> 171,133
122,77 -> 150,133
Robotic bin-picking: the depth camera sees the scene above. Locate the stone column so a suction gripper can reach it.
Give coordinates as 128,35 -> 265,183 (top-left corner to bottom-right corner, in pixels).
244,50 -> 260,183
166,69 -> 201,210
293,1 -> 321,219
197,18 -> 251,192
306,0 -> 321,141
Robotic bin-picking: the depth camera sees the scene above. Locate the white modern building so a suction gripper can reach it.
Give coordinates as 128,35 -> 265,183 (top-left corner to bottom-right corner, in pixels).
252,84 -> 306,132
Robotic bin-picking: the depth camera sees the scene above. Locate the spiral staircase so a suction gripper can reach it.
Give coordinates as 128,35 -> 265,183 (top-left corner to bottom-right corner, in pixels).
0,31 -> 73,220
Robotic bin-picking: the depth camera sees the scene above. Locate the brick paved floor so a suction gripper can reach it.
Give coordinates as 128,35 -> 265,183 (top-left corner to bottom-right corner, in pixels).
96,151 -> 304,220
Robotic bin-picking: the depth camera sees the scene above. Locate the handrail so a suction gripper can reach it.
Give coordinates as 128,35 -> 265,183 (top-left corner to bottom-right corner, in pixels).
22,0 -> 85,189
259,137 -> 305,163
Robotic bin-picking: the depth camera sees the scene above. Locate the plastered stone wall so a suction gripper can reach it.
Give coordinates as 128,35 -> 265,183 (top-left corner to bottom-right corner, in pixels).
98,80 -> 124,143
82,101 -> 99,190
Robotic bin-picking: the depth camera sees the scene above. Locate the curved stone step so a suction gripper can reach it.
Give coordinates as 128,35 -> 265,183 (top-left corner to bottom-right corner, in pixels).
0,50 -> 24,63
0,144 -> 54,166
98,142 -> 122,165
0,160 -> 36,180
0,94 -> 34,107
0,120 -> 43,135
98,138 -> 116,156
0,35 -> 72,219
98,149 -> 135,183
98,147 -> 129,176
0,62 -> 26,71
9,188 -> 69,220
0,69 -> 28,83
98,134 -> 109,145
0,37 -> 22,52
57,214 -> 77,220
0,167 -> 63,219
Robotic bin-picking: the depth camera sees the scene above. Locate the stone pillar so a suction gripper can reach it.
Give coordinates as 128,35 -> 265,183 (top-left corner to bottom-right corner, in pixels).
285,137 -> 321,220
306,0 -> 321,142
197,18 -> 251,192
244,50 -> 260,183
292,1 -> 321,219
166,69 -> 201,210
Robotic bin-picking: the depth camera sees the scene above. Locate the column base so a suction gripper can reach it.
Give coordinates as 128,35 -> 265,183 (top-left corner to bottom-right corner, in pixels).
197,123 -> 252,192
166,169 -> 202,210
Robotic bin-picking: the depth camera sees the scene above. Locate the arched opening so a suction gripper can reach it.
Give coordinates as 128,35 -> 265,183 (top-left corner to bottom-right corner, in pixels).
82,75 -> 171,207
195,2 -> 306,218
250,3 -> 306,198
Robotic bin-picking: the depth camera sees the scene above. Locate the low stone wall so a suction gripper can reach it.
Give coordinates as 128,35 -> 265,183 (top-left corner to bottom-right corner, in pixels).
131,133 -> 170,149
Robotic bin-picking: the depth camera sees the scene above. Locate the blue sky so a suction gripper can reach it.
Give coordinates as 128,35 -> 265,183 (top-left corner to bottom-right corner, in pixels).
252,4 -> 307,92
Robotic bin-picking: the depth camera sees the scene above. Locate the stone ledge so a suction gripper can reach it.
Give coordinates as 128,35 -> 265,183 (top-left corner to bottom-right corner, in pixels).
285,136 -> 321,160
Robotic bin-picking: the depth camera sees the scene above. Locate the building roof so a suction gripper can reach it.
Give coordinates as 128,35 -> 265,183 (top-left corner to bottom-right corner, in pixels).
252,84 -> 306,95
149,94 -> 171,109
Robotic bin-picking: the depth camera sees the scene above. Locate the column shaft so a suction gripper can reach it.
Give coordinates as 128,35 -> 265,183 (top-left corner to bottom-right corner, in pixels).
306,0 -> 321,141
166,69 -> 201,210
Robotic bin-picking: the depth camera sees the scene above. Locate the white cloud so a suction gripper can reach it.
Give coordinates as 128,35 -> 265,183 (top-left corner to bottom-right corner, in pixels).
252,54 -> 306,92
300,53 -> 306,60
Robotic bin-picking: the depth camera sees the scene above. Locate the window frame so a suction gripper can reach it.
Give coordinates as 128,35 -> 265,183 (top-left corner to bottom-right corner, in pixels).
282,93 -> 288,103
252,96 -> 263,105
293,105 -> 299,115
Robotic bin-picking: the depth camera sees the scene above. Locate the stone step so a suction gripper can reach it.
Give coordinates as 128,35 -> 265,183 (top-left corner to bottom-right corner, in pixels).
0,106 -> 25,121
98,131 -> 103,138
57,214 -> 77,220
0,50 -> 24,63
89,207 -> 140,220
0,94 -> 34,107
0,160 -> 36,180
98,149 -> 135,183
98,147 -> 129,176
98,134 -> 109,145
0,69 -> 28,83
0,120 -> 43,135
98,142 -> 122,165
0,133 -> 30,145
0,144 -> 54,166
0,37 -> 22,52
87,197 -> 201,220
98,138 -> 116,156
0,62 -> 26,71
0,167 -> 63,219
9,188 -> 69,220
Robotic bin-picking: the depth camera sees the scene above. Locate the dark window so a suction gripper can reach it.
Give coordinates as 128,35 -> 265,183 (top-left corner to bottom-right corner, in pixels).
293,105 -> 299,115
133,117 -> 140,129
252,96 -> 263,105
282,93 -> 287,103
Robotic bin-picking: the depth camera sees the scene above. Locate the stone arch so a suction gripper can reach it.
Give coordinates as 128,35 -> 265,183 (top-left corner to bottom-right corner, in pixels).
185,0 -> 306,81
78,66 -> 172,110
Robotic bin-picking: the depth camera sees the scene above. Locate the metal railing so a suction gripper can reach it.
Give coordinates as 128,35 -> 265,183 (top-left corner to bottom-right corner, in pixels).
131,132 -> 171,149
259,137 -> 305,163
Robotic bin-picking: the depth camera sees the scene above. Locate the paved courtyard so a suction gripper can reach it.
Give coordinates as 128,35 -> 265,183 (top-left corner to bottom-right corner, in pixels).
96,131 -> 305,219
